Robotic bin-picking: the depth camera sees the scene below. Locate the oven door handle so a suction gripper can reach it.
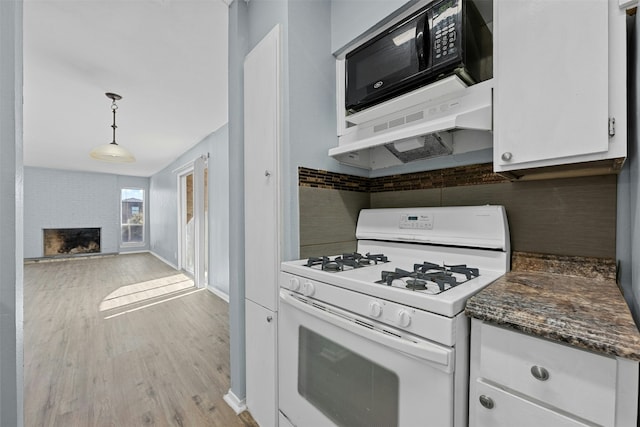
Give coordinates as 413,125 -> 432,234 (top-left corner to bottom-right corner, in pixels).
279,290 -> 453,372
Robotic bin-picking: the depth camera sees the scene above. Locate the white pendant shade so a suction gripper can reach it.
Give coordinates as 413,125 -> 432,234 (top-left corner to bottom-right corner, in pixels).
90,142 -> 135,163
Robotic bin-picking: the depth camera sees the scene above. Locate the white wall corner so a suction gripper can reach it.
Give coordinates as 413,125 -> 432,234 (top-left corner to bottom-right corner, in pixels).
207,285 -> 230,303
223,390 -> 247,414
149,250 -> 178,270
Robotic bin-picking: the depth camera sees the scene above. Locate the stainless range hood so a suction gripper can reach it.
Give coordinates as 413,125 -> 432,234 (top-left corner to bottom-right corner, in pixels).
330,76 -> 493,170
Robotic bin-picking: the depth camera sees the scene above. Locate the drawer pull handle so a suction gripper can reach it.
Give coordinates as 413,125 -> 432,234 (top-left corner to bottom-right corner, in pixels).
479,395 -> 494,409
531,365 -> 550,381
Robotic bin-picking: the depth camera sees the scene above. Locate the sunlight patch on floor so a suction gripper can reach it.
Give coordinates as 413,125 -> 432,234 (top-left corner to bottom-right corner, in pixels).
103,288 -> 205,320
100,273 -> 195,313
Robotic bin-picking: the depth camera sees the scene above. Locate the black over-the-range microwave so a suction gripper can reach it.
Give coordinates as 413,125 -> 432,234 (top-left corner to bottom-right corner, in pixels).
345,0 -> 492,113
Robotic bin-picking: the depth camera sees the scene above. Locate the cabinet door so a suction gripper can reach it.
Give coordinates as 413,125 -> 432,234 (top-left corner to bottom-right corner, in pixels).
244,25 -> 281,310
478,321 -> 616,426
494,0 -> 609,170
472,380 -> 591,427
246,300 -> 277,427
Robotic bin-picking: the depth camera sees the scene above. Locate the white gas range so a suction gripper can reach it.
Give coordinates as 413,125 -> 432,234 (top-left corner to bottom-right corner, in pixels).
278,205 -> 510,427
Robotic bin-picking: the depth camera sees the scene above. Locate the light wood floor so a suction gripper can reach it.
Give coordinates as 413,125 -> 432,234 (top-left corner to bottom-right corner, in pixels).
24,253 -> 257,427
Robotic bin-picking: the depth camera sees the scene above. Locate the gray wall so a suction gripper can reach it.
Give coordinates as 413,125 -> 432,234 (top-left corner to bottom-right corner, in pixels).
330,0 -> 409,53
227,0 -> 249,404
23,167 -> 150,258
149,124 -> 230,296
617,13 -> 640,324
0,1 -> 23,425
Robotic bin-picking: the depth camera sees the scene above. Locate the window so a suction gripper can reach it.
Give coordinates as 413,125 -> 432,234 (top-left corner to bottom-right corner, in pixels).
121,188 -> 144,245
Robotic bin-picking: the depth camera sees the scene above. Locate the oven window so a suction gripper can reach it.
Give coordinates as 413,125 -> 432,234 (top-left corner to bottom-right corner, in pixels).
298,326 -> 399,427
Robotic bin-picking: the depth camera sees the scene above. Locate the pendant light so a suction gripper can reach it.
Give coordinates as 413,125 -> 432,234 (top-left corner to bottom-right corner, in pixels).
89,92 -> 135,163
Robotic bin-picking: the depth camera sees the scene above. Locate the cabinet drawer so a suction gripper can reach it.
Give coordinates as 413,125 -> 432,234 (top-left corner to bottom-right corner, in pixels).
479,323 -> 617,426
473,379 -> 591,427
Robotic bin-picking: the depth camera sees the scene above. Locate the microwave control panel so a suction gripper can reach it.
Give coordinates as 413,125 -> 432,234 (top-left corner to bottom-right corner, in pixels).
431,0 -> 460,67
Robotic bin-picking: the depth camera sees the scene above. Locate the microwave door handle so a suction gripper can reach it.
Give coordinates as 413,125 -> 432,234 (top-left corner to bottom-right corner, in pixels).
280,290 -> 453,372
415,12 -> 428,69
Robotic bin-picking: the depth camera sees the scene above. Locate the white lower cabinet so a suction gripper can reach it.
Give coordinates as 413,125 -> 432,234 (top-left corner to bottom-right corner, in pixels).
246,300 -> 277,427
474,380 -> 591,427
469,319 -> 639,427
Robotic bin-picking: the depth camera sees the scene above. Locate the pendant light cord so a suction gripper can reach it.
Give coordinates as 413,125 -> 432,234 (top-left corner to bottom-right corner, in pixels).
111,99 -> 118,145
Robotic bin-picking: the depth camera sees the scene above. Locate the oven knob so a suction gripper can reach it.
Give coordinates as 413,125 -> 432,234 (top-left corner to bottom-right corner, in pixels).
303,282 -> 316,296
397,310 -> 412,328
289,277 -> 300,291
369,301 -> 383,318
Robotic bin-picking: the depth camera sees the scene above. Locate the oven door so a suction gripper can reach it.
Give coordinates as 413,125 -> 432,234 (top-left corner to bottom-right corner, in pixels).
278,289 -> 455,427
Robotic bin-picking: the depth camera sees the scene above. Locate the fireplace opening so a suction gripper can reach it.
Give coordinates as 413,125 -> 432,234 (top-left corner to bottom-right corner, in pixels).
43,228 -> 101,257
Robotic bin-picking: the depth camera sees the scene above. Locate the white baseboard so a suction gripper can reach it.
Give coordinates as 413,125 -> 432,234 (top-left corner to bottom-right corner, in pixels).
149,250 -> 178,270
223,390 -> 247,414
118,249 -> 149,255
207,285 -> 230,303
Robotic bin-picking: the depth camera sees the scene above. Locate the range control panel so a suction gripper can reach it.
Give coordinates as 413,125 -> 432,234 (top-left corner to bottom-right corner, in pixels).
399,214 -> 434,230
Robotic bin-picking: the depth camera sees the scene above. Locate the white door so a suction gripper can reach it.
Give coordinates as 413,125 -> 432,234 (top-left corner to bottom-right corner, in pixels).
244,25 -> 281,311
177,156 -> 206,287
179,170 -> 195,275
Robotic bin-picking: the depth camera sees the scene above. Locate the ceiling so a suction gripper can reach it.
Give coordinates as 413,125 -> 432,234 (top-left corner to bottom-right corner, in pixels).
23,0 -> 229,177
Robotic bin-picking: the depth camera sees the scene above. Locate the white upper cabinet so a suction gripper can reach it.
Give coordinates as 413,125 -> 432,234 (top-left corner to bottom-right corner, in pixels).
244,25 -> 281,311
494,0 -> 627,173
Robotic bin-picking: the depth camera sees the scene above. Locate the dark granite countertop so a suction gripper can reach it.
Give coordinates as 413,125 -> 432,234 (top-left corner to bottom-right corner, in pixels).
465,253 -> 640,362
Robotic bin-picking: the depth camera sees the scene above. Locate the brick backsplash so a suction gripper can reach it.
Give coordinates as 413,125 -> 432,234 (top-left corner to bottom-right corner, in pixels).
370,163 -> 508,192
298,167 -> 370,192
299,163 -> 507,192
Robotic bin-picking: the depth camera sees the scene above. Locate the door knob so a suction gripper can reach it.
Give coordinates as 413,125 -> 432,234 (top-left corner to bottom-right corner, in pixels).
264,170 -> 271,177
501,152 -> 513,162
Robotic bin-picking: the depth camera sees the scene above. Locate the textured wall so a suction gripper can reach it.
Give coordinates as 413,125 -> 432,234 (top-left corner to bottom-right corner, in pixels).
24,168 -> 118,258
299,186 -> 369,258
299,165 -> 618,259
375,176 -> 617,258
23,167 -> 150,258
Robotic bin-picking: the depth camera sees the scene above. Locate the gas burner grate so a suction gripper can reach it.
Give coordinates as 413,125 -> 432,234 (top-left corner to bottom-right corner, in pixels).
305,252 -> 389,272
446,264 -> 480,280
376,262 -> 480,294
